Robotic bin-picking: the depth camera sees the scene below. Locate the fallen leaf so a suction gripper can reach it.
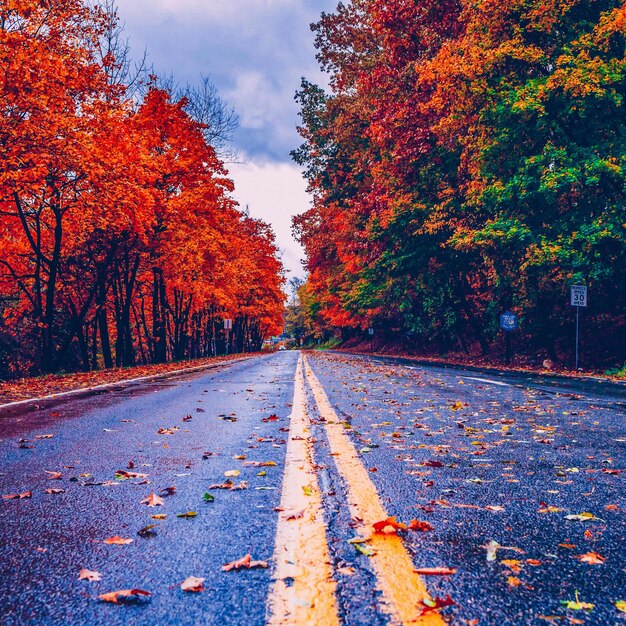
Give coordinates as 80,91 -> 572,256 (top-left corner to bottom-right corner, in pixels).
45,471 -> 62,480
373,516 -> 407,533
262,414 -> 279,422
565,512 -> 602,522
507,576 -> 522,587
176,511 -> 198,518
562,599 -> 594,611
285,509 -> 305,521
203,493 -> 215,503
115,470 -> 148,480
416,594 -> 455,616
575,552 -> 605,565
103,536 -> 133,545
151,514 -> 167,520
408,519 -> 434,532
44,488 -> 65,494
79,569 -> 102,582
353,543 -> 376,557
615,601 -> 626,613
421,460 -> 444,468
137,525 -> 157,538
181,576 -> 205,592
485,540 -> 500,562
98,589 -> 151,604
141,493 -> 165,507
224,470 -> 240,478
301,485 -> 314,496
157,427 -> 180,435
2,491 -> 32,500
501,559 -> 522,573
222,554 -> 268,571
538,506 -> 563,514
414,567 -> 457,576
208,480 -> 247,490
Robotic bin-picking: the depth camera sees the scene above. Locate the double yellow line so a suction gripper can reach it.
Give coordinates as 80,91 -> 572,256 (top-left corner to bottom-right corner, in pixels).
267,355 -> 445,625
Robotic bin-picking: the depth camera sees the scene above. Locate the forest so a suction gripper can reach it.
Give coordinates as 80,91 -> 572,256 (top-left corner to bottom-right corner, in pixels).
293,0 -> 625,369
0,0 -> 285,378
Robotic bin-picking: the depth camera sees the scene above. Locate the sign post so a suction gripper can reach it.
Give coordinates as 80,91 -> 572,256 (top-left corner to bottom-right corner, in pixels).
570,286 -> 587,370
368,327 -> 374,351
224,319 -> 233,355
499,311 -> 518,365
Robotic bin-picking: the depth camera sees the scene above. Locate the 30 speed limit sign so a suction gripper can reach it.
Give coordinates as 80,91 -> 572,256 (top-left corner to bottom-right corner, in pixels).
570,285 -> 588,307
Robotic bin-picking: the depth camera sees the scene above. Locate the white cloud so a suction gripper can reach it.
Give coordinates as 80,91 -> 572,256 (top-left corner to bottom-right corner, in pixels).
116,0 -> 337,279
228,158 -> 309,279
224,71 -> 285,130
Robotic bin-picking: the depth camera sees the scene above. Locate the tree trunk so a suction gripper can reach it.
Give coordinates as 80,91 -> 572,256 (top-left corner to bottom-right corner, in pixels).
152,267 -> 167,363
96,282 -> 113,369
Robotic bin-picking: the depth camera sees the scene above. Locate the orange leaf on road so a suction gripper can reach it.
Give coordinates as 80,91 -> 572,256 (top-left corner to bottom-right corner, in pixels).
416,594 -> 455,616
575,552 -> 605,565
98,589 -> 151,604
79,569 -> 102,582
181,576 -> 205,592
141,493 -> 165,507
222,554 -> 268,572
2,491 -> 32,500
408,519 -> 434,532
414,567 -> 457,576
104,536 -> 133,545
372,516 -> 407,533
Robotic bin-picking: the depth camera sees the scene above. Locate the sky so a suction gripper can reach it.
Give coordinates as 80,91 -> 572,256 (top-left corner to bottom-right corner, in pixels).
117,0 -> 339,281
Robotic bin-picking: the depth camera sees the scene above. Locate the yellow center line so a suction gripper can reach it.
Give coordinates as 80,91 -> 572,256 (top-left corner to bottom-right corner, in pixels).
303,354 -> 446,626
266,356 -> 340,626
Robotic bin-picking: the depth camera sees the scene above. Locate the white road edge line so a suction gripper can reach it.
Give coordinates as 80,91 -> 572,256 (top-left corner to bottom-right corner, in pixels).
466,376 -> 511,387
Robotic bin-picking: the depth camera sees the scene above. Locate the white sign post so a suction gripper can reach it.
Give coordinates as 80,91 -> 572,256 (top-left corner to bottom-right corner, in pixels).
224,319 -> 233,355
570,286 -> 587,370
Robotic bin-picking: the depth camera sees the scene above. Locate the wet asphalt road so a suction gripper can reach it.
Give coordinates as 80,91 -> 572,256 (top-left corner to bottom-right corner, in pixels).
1,350 -> 625,625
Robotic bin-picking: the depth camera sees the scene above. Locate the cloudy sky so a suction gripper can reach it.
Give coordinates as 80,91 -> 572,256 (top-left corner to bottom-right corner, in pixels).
117,0 -> 338,280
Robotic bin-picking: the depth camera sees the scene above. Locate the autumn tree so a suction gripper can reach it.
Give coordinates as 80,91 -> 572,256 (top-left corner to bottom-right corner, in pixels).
0,1 -> 285,377
294,0 -> 625,365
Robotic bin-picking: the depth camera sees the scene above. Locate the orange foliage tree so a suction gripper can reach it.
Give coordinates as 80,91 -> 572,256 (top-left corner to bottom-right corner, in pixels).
0,1 -> 284,377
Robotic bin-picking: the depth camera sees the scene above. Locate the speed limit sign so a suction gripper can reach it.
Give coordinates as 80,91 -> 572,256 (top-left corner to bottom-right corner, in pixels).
570,285 -> 587,307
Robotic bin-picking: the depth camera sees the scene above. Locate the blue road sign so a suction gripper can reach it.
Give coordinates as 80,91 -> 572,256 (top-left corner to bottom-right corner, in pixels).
500,311 -> 518,332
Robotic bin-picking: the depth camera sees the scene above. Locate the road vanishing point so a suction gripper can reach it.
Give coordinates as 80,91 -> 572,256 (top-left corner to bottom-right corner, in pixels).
1,351 -> 625,625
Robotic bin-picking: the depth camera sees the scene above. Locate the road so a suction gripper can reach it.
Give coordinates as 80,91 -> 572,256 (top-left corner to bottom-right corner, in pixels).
0,351 -> 624,625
